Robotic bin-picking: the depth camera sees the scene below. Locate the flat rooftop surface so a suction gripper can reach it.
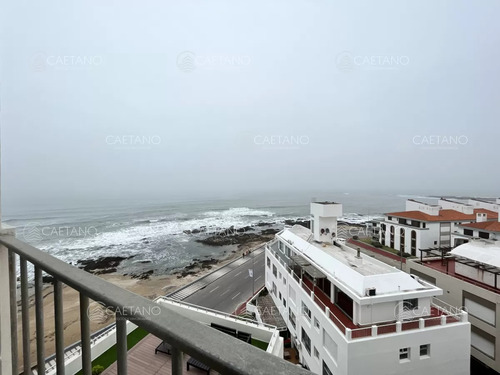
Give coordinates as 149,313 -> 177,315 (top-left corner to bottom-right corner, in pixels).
317,242 -> 398,276
286,225 -> 398,276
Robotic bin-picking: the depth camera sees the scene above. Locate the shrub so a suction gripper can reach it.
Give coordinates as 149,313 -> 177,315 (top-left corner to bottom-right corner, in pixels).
352,235 -> 359,240
371,241 -> 382,248
92,365 -> 105,375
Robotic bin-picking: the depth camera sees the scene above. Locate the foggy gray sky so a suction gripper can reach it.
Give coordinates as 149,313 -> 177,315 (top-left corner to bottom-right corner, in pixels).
1,0 -> 499,210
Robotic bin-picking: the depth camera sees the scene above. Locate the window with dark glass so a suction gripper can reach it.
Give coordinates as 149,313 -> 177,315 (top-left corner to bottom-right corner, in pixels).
301,328 -> 311,355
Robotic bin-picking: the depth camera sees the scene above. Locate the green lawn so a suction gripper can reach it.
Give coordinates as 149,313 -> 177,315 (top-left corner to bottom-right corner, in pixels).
76,327 -> 149,375
251,338 -> 268,351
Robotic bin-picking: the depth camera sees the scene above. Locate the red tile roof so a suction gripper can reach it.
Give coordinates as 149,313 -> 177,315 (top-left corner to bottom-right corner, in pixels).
460,221 -> 500,233
386,209 -> 498,222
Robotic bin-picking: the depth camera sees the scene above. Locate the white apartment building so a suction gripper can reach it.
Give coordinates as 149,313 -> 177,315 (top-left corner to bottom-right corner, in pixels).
408,238 -> 500,373
453,217 -> 500,247
379,198 -> 498,256
265,202 -> 470,375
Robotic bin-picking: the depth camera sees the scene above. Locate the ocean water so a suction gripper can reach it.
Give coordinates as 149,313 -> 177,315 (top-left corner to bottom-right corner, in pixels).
3,192 -> 433,275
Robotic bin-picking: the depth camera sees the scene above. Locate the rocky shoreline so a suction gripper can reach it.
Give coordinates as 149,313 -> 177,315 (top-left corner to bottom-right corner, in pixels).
64,219 -> 364,283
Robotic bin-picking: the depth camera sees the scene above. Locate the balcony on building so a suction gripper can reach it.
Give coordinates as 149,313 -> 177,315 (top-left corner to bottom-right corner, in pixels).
0,227 -> 310,375
266,227 -> 468,341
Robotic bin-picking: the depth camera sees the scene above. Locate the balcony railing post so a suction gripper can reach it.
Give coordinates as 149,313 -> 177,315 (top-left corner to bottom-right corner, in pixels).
79,294 -> 92,375
461,311 -> 468,322
116,312 -> 128,375
171,346 -> 183,375
20,257 -> 32,375
35,267 -> 45,375
396,321 -> 402,333
54,280 -> 65,375
8,248 -> 19,375
440,315 -> 447,325
0,242 -> 14,375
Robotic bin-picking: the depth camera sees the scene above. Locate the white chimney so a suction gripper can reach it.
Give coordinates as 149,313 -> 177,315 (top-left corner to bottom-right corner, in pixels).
476,212 -> 487,223
310,202 -> 343,243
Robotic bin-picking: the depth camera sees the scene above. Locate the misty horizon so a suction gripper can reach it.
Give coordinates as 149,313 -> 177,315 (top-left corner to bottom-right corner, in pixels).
1,0 -> 499,214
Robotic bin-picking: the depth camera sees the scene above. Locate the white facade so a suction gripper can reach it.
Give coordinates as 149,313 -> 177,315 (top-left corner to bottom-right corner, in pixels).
265,204 -> 470,375
310,202 -> 342,243
380,199 -> 498,256
468,198 -> 500,212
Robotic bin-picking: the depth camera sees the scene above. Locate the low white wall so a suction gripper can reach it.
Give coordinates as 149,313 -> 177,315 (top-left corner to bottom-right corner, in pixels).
157,298 -> 280,352
52,321 -> 138,375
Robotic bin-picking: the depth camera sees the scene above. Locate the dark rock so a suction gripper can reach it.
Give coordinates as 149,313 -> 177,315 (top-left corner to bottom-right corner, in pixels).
76,255 -> 135,274
130,270 -> 154,280
255,222 -> 272,227
284,219 -> 310,228
261,228 -> 279,236
94,268 -> 117,275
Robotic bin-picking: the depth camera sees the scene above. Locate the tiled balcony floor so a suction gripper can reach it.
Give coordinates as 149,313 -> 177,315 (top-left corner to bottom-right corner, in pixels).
103,334 -> 218,375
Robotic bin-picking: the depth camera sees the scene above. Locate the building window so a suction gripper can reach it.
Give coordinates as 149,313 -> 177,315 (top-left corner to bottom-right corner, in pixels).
388,216 -> 392,220
283,277 -> 286,285
464,229 -> 473,236
267,257 -> 270,268
283,299 -> 286,308
420,344 -> 430,358
279,292 -> 282,300
411,230 -> 417,257
433,241 -> 437,245
302,302 -> 311,322
323,329 -> 338,362
479,231 -> 489,239
463,291 -> 496,326
423,223 -> 426,229
289,308 -> 296,329
471,325 -> 495,359
272,282 -> 277,296
273,264 -> 277,277
322,361 -> 333,375
399,347 -> 410,361
314,347 -> 319,359
403,298 -> 418,310
301,328 -> 311,355
390,225 -> 395,248
314,317 -> 320,331
400,228 -> 405,252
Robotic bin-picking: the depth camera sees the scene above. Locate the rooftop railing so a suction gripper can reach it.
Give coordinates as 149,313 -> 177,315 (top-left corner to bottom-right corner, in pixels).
0,232 -> 310,375
266,245 -> 468,342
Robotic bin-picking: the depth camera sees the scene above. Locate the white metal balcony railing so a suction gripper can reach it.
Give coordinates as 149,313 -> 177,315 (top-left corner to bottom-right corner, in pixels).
266,244 -> 468,341
0,231 -> 311,375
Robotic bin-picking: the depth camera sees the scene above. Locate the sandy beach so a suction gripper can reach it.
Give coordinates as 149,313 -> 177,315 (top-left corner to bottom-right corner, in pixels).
17,240 -> 264,371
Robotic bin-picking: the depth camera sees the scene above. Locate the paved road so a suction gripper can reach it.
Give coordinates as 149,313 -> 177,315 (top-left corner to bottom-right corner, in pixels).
183,250 -> 265,313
